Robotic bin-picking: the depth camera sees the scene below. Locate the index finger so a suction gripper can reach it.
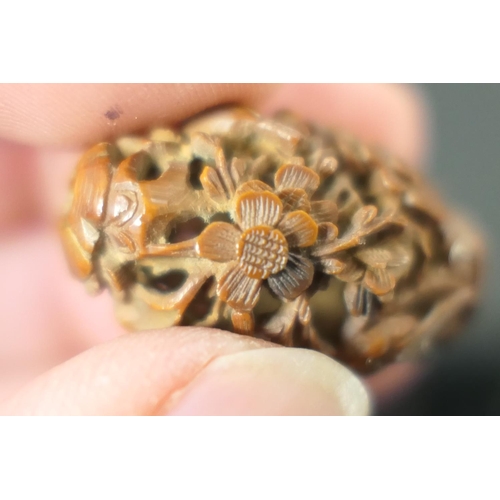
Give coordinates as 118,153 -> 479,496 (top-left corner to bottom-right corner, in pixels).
0,84 -> 274,147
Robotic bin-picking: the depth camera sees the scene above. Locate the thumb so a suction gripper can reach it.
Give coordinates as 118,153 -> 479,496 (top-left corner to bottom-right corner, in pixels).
0,329 -> 370,416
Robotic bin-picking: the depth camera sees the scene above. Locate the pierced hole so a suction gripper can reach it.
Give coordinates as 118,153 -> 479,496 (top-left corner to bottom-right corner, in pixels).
210,212 -> 233,224
337,189 -> 350,205
169,217 -> 207,243
148,270 -> 188,293
181,277 -> 216,324
308,276 -> 345,344
188,158 -> 204,189
146,215 -> 172,245
255,287 -> 281,317
131,151 -> 162,181
113,262 -> 136,292
142,164 -> 162,181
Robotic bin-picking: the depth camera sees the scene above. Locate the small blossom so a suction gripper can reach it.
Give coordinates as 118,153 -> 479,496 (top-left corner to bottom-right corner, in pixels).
197,189 -> 318,314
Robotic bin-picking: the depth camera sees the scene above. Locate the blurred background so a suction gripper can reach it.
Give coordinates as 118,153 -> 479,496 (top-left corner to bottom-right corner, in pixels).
377,84 -> 500,415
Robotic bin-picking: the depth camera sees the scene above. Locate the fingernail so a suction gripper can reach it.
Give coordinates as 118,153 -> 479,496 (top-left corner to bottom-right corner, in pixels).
166,347 -> 370,416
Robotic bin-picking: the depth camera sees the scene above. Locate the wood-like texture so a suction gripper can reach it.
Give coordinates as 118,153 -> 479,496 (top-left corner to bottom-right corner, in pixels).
61,107 -> 484,373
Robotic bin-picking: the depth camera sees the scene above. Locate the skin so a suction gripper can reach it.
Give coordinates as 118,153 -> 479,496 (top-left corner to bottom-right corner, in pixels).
0,84 -> 427,415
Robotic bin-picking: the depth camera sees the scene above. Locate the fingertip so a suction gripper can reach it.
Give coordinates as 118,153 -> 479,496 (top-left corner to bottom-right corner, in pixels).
0,328 -> 369,416
0,328 -> 267,415
261,83 -> 429,166
166,347 -> 370,416
0,84 -> 276,147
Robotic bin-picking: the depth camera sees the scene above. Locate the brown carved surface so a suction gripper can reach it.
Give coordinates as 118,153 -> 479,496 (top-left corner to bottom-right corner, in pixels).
61,107 -> 484,372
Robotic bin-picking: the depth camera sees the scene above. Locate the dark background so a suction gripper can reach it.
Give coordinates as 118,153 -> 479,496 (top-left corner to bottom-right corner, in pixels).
377,84 -> 500,415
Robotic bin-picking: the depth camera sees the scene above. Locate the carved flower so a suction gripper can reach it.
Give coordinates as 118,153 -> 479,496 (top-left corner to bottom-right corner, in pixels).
244,162 -> 338,223
196,189 -> 319,316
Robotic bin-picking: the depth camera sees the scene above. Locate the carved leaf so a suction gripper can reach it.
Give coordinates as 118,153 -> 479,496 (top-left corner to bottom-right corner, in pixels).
352,205 -> 378,227
363,268 -> 396,296
200,166 -> 226,199
214,145 -> 235,196
297,296 -> 312,324
321,258 -> 346,275
356,242 -> 411,269
318,156 -> 338,176
316,222 -> 339,243
314,207 -> 407,256
310,200 -> 338,224
334,258 -> 365,283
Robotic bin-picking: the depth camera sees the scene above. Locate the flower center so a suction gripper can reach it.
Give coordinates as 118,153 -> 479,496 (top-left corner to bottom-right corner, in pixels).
238,226 -> 289,279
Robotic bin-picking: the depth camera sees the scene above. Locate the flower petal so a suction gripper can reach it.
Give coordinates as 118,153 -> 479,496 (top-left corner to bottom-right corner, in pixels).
321,258 -> 346,275
235,191 -> 283,230
218,263 -> 262,310
274,164 -> 319,195
363,267 -> 396,296
267,253 -> 314,300
330,257 -> 365,282
316,222 -> 339,243
197,222 -> 240,262
229,157 -> 247,186
318,156 -> 338,176
355,241 -> 411,269
200,166 -> 226,199
231,310 -> 255,335
191,132 -> 234,195
277,188 -> 311,213
352,205 -> 378,227
278,211 -> 318,248
234,179 -> 272,197
314,206 -> 405,255
255,120 -> 303,156
214,146 -> 235,196
310,200 -> 338,224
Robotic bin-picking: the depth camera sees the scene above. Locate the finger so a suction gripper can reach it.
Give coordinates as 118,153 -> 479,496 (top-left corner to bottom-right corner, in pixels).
0,229 -> 123,403
0,84 -> 426,163
0,140 -> 42,232
0,330 -> 369,416
261,83 -> 428,165
0,84 -> 275,146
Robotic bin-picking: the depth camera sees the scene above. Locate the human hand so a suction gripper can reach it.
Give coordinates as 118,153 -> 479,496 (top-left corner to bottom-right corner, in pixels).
0,83 -> 426,415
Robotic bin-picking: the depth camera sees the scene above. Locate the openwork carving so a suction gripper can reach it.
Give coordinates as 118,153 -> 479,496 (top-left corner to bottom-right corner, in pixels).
61,107 -> 484,372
